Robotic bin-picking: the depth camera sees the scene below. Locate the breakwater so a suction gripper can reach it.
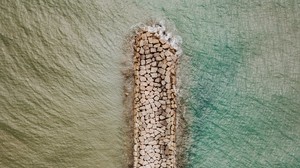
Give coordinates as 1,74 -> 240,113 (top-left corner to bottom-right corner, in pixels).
132,24 -> 180,168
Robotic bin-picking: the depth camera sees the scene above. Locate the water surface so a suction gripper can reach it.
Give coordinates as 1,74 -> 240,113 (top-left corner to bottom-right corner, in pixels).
0,0 -> 299,167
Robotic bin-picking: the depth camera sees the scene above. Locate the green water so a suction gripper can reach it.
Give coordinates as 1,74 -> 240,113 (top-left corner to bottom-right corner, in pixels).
172,1 -> 300,167
0,0 -> 299,168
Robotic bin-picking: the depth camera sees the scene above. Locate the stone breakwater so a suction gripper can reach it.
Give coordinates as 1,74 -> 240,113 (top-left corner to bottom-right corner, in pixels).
132,25 -> 179,168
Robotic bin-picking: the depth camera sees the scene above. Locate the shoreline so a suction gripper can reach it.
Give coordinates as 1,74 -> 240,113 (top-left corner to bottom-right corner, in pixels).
132,24 -> 180,168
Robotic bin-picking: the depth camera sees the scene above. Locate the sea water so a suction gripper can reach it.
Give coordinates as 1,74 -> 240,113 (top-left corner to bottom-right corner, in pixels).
0,0 -> 299,168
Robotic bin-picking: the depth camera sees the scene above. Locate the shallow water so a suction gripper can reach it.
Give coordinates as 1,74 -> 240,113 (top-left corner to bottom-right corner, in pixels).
0,0 -> 299,168
173,1 -> 300,167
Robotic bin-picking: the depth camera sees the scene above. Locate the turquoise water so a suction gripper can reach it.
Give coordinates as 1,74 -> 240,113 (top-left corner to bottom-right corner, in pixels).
0,0 -> 299,167
170,1 -> 300,167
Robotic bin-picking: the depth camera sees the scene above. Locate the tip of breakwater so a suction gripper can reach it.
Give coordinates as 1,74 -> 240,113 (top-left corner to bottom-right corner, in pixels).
132,21 -> 183,55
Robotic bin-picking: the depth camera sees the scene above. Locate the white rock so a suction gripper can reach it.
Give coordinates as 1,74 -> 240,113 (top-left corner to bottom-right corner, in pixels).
140,76 -> 147,82
151,67 -> 158,72
139,47 -> 145,54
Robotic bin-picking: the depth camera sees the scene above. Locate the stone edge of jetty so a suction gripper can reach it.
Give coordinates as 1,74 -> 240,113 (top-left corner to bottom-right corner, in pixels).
132,23 -> 180,168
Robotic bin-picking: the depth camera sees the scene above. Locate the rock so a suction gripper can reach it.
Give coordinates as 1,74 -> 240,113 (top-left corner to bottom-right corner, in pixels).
153,52 -> 160,57
146,64 -> 151,70
140,76 -> 147,82
152,39 -> 159,44
159,52 -> 165,58
145,104 -> 151,110
154,101 -> 161,108
158,68 -> 165,75
145,49 -> 150,54
146,54 -> 153,59
145,145 -> 152,151
150,48 -> 156,53
151,67 -> 158,73
148,38 -> 153,43
139,40 -> 144,47
148,38 -> 159,44
156,56 -> 163,61
151,73 -> 158,78
143,44 -> 149,50
141,33 -> 147,39
166,56 -> 173,62
149,141 -> 157,145
159,39 -> 166,44
157,47 -> 163,52
151,61 -> 157,67
154,78 -> 161,83
160,100 -> 166,105
146,86 -> 153,91
141,82 -> 147,87
166,61 -> 173,66
165,50 -> 172,57
161,64 -> 167,70
160,116 -> 165,120
146,59 -> 152,64
140,70 -> 146,76
139,47 -> 145,54
139,136 -> 144,142
165,75 -> 170,83
147,123 -> 153,128
146,32 -> 152,37
166,84 -> 171,89
162,44 -> 170,49
154,44 -> 160,48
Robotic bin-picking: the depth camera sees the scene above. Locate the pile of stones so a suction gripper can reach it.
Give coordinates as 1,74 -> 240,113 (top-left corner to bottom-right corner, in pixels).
132,29 -> 178,168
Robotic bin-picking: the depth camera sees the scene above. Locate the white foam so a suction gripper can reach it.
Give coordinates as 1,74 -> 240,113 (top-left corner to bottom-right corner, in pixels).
142,22 -> 182,56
